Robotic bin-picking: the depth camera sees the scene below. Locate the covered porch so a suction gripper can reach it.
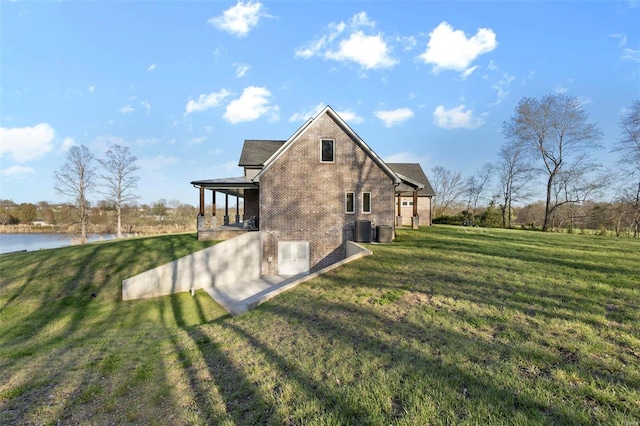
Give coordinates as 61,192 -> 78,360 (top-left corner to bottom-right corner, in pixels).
190,177 -> 260,241
394,172 -> 425,229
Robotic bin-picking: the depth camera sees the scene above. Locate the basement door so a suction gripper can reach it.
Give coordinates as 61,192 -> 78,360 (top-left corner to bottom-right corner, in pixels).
278,241 -> 310,275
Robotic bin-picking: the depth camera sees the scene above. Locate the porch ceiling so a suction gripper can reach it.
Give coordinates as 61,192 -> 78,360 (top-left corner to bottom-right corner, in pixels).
190,177 -> 258,197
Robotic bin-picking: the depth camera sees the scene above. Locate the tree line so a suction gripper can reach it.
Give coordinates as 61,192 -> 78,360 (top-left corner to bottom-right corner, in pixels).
0,198 -> 201,233
431,95 -> 639,237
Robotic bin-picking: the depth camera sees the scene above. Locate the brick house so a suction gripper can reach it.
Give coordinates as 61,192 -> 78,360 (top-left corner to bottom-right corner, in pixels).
191,106 -> 435,276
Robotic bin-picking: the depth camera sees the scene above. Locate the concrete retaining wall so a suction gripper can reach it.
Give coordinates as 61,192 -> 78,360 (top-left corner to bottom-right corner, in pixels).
122,231 -> 262,300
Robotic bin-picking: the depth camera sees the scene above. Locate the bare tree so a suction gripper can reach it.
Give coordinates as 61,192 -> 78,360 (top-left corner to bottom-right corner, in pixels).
54,145 -> 97,243
464,163 -> 493,218
431,166 -> 465,217
98,145 -> 140,238
496,142 -> 536,228
550,158 -> 609,231
613,100 -> 640,236
502,94 -> 603,231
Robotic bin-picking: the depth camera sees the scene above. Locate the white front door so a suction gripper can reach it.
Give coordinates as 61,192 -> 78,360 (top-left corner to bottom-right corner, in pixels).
278,241 -> 310,275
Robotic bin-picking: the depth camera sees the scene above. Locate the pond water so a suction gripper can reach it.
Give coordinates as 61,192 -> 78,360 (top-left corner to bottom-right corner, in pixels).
0,233 -> 120,254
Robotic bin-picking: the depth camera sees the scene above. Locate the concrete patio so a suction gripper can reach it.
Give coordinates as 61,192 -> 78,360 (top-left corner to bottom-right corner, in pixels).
202,274 -> 306,316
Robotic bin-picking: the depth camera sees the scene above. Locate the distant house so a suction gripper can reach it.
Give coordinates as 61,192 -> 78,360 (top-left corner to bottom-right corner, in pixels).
191,106 -> 435,276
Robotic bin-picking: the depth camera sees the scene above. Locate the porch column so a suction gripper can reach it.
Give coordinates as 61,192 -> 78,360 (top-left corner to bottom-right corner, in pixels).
199,186 -> 205,216
396,193 -> 402,226
212,191 -> 216,226
235,195 -> 240,224
224,193 -> 230,225
197,186 -> 205,230
412,190 -> 419,229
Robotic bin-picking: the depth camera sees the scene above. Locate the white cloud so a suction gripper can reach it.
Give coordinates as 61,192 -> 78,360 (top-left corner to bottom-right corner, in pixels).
88,85 -> 95,93
418,21 -> 497,74
460,65 -> 479,79
611,33 -> 627,47
489,73 -> 515,106
137,155 -> 178,172
325,31 -> 397,70
397,35 -> 417,51
621,48 -> 640,62
223,86 -> 279,123
141,100 -> 151,116
487,60 -> 498,71
433,104 -> 484,129
190,137 -> 207,145
185,89 -> 231,114
1,165 -> 35,179
147,64 -> 156,72
208,1 -> 268,38
234,63 -> 250,77
59,137 -> 75,153
577,96 -> 592,106
0,123 -> 55,162
374,108 -> 414,127
295,12 -> 397,71
119,104 -> 134,114
289,103 -> 325,122
335,109 -> 363,124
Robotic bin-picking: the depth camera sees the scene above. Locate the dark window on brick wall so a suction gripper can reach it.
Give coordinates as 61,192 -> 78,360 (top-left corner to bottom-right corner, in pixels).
345,192 -> 355,214
321,139 -> 334,163
362,192 -> 371,213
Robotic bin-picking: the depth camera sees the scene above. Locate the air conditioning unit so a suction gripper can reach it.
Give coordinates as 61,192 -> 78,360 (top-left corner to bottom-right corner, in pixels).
376,225 -> 393,243
354,220 -> 372,243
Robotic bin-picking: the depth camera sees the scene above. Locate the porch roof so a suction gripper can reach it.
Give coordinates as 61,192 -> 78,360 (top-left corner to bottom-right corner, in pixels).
388,163 -> 436,196
190,177 -> 258,197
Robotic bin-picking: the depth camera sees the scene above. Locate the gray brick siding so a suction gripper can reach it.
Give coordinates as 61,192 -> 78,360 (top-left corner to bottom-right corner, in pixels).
243,189 -> 259,224
259,113 -> 396,276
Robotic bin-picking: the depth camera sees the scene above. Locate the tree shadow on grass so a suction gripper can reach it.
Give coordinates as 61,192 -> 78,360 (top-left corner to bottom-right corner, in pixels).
0,234 -> 219,424
254,296 -> 627,424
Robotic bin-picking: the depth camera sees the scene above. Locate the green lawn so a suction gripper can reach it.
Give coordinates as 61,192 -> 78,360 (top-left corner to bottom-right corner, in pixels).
1,227 -> 638,425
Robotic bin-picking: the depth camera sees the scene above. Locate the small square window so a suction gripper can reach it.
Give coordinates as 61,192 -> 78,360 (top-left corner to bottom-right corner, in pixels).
362,192 -> 371,214
345,192 -> 355,214
321,139 -> 334,163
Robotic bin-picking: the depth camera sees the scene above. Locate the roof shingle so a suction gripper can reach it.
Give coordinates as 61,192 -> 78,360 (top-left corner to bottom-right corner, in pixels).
238,140 -> 285,167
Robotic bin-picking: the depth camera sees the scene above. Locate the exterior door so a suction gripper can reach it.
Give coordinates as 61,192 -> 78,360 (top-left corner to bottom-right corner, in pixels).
278,241 -> 310,275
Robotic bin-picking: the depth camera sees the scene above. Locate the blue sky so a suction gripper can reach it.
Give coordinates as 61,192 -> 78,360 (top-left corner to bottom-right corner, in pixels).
1,0 -> 639,206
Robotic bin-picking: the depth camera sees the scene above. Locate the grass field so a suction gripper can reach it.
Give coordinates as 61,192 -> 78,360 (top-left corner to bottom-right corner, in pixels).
1,227 -> 638,425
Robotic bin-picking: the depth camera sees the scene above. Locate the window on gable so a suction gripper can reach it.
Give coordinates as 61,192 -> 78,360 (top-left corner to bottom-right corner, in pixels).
321,139 -> 334,163
345,192 -> 355,214
362,192 -> 371,214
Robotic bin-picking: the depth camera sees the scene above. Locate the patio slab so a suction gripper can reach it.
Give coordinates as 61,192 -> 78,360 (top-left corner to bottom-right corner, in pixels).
202,275 -> 304,316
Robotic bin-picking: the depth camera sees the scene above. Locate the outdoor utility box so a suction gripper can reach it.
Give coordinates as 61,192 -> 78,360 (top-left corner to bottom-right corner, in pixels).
376,225 -> 393,243
354,220 -> 372,243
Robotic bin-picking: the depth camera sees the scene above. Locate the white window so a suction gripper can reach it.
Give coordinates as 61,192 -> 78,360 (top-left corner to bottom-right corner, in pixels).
345,192 -> 355,214
362,192 -> 371,214
321,139 -> 334,163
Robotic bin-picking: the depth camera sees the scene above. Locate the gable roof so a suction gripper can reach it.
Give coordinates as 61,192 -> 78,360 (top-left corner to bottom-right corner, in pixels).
238,140 -> 285,167
387,163 -> 436,196
253,106 -> 401,185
